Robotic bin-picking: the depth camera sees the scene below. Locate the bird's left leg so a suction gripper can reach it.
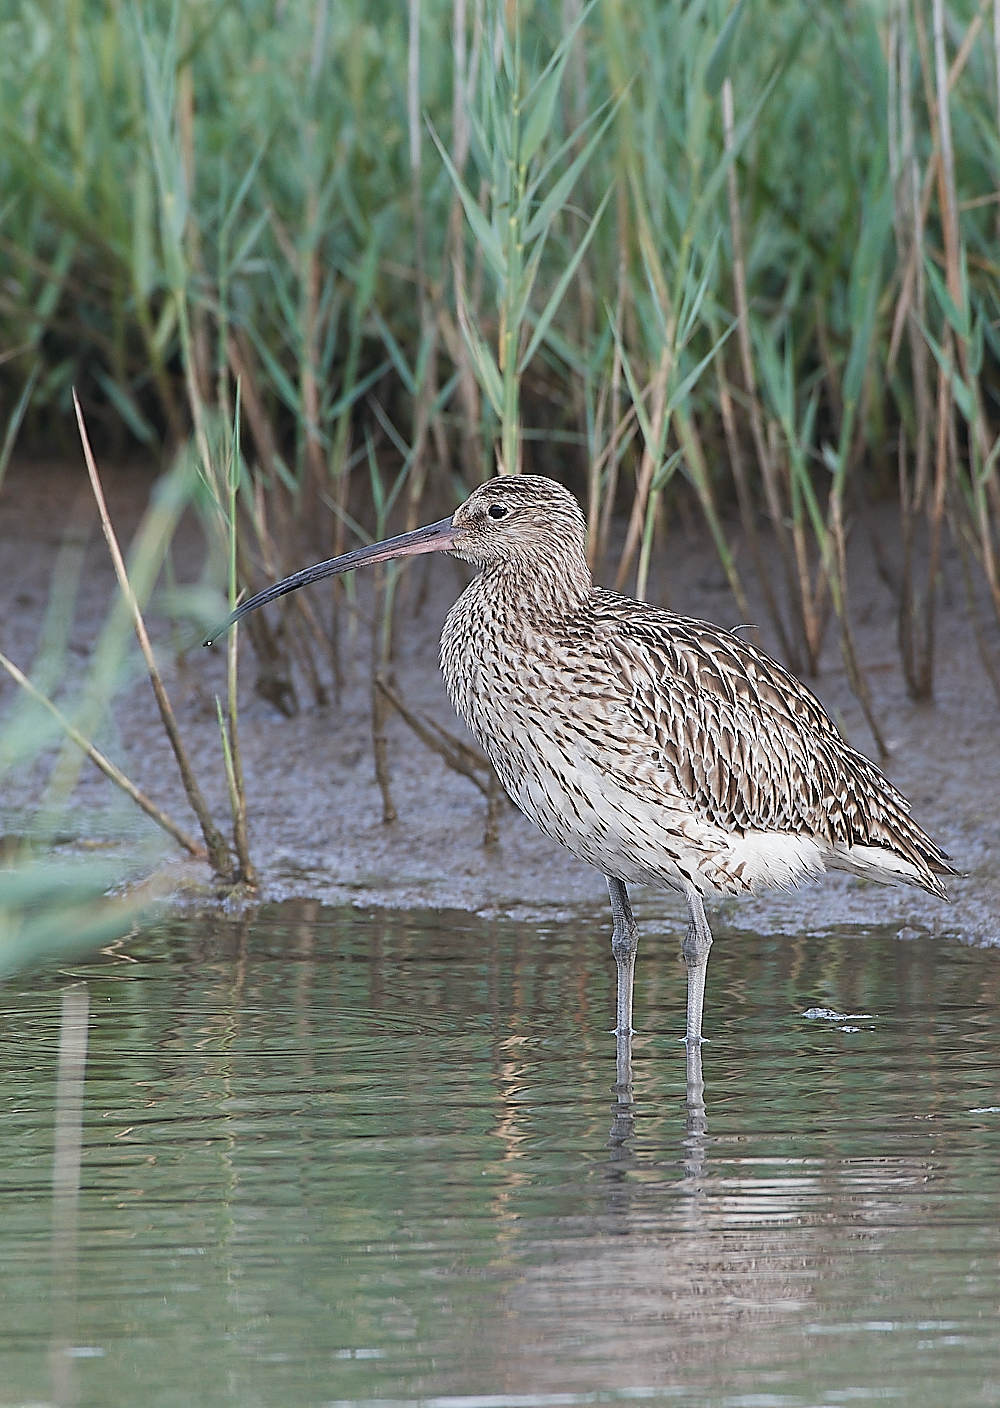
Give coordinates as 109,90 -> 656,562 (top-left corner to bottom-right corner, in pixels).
681,887 -> 713,1049
606,875 -> 639,1097
681,886 -> 713,1103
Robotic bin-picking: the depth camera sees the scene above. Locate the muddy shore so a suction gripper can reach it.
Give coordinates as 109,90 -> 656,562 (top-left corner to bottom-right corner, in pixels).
1,460 -> 997,946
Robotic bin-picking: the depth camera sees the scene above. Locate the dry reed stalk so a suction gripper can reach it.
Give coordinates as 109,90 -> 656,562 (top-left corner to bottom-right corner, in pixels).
930,0 -> 1000,632
714,351 -> 785,651
73,391 -> 235,882
409,0 -> 428,320
371,678 -> 397,824
223,691 -> 256,884
830,497 -> 889,760
228,337 -> 333,698
722,76 -> 802,672
374,673 -> 504,845
445,0 -> 485,484
237,468 -> 300,714
585,368 -> 609,562
888,0 -> 988,376
676,409 -> 751,620
890,0 -> 936,699
300,232 -> 327,541
785,457 -> 827,675
0,649 -> 207,859
897,424 -> 919,690
951,511 -> 1000,704
933,0 -> 963,311
222,400 -> 258,890
177,54 -> 211,409
370,558 -> 398,824
919,341 -> 953,699
614,346 -> 670,592
227,333 -> 281,481
595,202 -> 629,568
404,329 -> 444,531
220,391 -> 298,712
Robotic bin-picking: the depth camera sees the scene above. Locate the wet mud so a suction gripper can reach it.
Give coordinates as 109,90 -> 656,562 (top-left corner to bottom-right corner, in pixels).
1,460 -> 997,945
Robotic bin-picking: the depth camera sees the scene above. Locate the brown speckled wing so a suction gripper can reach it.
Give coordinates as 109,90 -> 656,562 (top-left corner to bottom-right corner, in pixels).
556,590 -> 950,877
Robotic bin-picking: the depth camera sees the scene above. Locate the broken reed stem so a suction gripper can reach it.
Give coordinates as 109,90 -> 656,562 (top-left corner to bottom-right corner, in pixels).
0,649 -> 207,859
374,672 -> 504,846
73,390 -> 235,882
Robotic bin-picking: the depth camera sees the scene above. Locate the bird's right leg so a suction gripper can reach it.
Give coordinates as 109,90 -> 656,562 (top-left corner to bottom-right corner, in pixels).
606,876 -> 639,1099
681,885 -> 713,1053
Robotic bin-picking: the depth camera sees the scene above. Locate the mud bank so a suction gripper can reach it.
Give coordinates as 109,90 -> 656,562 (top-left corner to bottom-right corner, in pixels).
1,460 -> 997,946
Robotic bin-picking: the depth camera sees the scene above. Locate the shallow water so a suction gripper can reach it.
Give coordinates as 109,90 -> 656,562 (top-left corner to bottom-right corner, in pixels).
1,901 -> 999,1408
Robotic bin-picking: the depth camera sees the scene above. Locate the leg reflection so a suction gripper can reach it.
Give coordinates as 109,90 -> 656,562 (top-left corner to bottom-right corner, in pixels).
608,1021 -> 635,1151
683,1036 -> 709,1181
608,1010 -> 712,1158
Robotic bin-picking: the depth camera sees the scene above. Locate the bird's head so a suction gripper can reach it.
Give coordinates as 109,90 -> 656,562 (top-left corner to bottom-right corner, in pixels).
450,475 -> 588,573
203,475 -> 590,647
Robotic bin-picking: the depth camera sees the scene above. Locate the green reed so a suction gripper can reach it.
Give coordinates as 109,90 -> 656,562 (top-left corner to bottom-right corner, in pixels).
1,0 -> 999,729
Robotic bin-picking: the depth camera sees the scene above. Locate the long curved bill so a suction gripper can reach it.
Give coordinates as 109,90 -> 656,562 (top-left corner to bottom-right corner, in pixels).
203,515 -> 459,647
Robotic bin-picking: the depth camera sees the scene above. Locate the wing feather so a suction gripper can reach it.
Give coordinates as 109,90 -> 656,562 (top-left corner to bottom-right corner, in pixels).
551,589 -> 952,885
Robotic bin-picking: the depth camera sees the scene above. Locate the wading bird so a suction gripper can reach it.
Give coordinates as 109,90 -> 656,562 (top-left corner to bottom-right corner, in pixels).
206,476 -> 954,1087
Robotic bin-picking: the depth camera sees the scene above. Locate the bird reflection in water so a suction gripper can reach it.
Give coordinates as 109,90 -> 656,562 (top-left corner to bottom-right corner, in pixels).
607,1019 -> 708,1189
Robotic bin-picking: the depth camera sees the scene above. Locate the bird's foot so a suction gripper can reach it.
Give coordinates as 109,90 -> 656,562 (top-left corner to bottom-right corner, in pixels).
677,1035 -> 709,1046
613,1024 -> 635,1039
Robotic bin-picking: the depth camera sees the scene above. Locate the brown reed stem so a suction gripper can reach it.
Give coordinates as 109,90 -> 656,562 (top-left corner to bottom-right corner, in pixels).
374,672 -> 503,845
722,76 -> 802,672
830,498 -> 889,760
226,618 -> 257,887
73,391 -> 235,882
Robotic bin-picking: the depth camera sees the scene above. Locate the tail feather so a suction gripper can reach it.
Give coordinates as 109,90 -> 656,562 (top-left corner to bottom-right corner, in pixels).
831,840 -> 954,899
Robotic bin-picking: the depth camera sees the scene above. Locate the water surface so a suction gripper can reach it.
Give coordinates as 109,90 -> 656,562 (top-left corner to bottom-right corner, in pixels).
1,902 -> 999,1407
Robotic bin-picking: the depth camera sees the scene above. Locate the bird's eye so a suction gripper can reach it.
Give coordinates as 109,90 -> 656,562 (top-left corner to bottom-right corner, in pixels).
487,504 -> 509,520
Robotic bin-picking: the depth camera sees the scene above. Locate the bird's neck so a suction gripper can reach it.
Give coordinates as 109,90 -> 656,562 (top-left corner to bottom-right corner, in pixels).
440,542 -> 591,750
478,545 -> 592,624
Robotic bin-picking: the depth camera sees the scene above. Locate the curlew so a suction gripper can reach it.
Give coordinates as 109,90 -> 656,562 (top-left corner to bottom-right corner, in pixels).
207,476 -> 954,1086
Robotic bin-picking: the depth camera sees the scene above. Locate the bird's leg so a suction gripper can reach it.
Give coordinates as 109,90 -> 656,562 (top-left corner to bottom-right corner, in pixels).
681,887 -> 713,1065
676,890 -> 712,1163
606,876 -> 638,1100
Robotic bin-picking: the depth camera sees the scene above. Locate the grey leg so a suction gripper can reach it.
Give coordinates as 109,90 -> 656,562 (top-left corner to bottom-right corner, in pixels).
681,886 -> 713,1059
605,875 -> 638,1098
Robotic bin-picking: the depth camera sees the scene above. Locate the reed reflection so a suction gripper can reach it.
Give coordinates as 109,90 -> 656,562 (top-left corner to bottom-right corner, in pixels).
48,984 -> 89,1408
